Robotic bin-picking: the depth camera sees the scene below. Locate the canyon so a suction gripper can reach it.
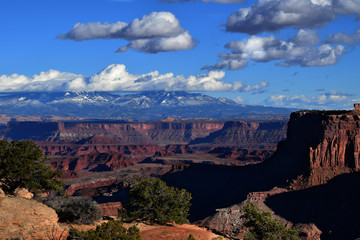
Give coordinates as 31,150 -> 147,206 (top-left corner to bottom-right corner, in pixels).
1,118 -> 287,179
0,117 -> 287,217
2,108 -> 360,239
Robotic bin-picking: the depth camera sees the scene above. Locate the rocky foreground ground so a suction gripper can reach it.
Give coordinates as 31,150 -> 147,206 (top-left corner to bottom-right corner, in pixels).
0,188 -> 228,240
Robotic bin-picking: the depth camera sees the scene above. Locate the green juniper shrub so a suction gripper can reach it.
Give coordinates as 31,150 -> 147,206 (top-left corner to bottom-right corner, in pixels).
120,177 -> 191,225
67,220 -> 141,240
42,196 -> 102,224
0,140 -> 64,195
187,234 -> 197,240
241,203 -> 299,240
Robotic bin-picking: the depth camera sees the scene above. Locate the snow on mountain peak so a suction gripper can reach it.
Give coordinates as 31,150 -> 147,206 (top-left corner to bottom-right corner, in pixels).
0,91 -> 293,120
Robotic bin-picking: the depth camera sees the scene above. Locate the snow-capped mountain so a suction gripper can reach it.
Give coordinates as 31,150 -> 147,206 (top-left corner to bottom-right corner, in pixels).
0,91 -> 293,120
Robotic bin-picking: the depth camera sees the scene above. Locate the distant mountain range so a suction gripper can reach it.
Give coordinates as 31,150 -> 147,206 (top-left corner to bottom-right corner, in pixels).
0,91 -> 294,120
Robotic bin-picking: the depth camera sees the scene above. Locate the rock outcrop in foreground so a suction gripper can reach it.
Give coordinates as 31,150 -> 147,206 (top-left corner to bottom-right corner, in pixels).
0,194 -> 66,239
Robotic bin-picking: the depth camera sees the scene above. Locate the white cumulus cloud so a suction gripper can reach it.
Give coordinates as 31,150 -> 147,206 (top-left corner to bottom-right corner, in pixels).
0,70 -> 85,92
116,31 -> 195,53
327,28 -> 360,45
292,29 -> 320,46
203,29 -> 346,70
225,0 -> 360,34
267,91 -> 354,109
86,64 -> 268,92
57,12 -> 196,53
0,64 -> 268,93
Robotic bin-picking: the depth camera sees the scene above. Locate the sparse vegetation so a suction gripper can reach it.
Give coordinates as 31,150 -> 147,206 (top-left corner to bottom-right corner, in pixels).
0,140 -> 64,195
67,220 -> 141,240
42,196 -> 102,224
187,234 -> 197,240
120,177 -> 191,224
241,203 -> 299,240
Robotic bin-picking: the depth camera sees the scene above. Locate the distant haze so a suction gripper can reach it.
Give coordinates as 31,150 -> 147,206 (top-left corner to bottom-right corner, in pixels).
0,91 -> 294,121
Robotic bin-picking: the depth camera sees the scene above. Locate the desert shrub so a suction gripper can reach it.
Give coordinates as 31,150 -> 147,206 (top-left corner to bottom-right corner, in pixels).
68,220 -> 141,240
241,203 -> 299,240
0,140 -> 64,195
187,234 -> 197,240
120,177 -> 191,225
42,196 -> 102,224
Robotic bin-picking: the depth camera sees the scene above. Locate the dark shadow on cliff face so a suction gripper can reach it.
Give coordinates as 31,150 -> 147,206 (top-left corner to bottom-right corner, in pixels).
5,121 -> 59,140
162,138 -> 312,222
162,113 -> 329,222
162,163 -> 288,222
265,172 -> 360,240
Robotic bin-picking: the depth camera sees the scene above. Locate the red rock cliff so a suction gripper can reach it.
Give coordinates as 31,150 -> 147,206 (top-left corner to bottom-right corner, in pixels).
4,120 -> 224,145
190,120 -> 287,148
2,119 -> 287,179
4,119 -> 287,148
199,110 -> 360,239
268,110 -> 360,188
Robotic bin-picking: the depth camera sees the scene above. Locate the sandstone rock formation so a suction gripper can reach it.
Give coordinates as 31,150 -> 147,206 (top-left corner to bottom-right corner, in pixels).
200,186 -> 322,239
176,110 -> 360,239
200,187 -> 289,239
4,120 -> 225,144
265,110 -> 360,189
190,120 -> 287,148
0,196 -> 66,239
294,223 -> 322,240
14,188 -> 34,199
3,119 -> 287,148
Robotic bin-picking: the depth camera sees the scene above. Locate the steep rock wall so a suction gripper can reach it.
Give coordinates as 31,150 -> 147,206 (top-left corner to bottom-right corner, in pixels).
190,120 -> 287,148
267,110 -> 360,188
194,110 -> 360,239
3,119 -> 287,148
4,120 -> 224,145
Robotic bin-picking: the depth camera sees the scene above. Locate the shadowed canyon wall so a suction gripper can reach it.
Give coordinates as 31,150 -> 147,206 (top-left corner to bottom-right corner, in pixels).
3,120 -> 225,144
184,109 -> 360,239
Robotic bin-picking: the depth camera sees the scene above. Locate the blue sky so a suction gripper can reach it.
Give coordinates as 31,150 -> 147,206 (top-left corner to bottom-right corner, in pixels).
0,0 -> 359,109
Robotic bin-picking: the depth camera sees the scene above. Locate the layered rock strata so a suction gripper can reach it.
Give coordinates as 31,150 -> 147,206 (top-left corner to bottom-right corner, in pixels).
267,110 -> 360,188
3,119 -> 287,148
1,119 -> 287,178
199,109 -> 360,239
3,120 -> 224,144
